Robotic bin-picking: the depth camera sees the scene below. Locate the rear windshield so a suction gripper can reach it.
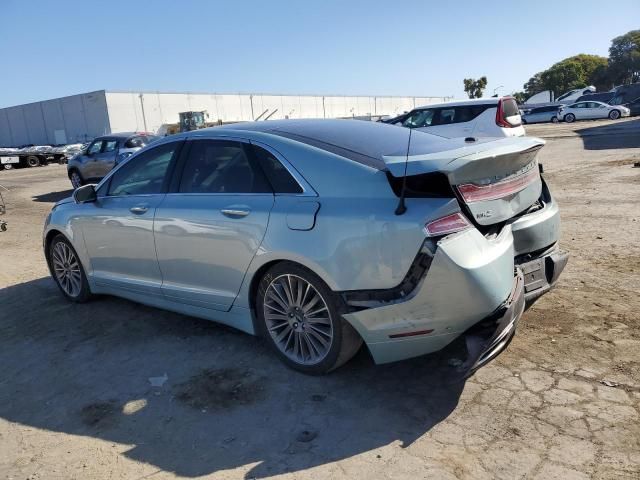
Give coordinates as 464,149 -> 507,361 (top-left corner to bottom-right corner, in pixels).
502,98 -> 520,117
125,135 -> 160,149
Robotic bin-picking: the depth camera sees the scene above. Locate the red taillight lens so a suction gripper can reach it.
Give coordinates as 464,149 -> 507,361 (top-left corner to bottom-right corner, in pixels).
424,213 -> 472,237
496,97 -> 521,128
457,166 -> 539,203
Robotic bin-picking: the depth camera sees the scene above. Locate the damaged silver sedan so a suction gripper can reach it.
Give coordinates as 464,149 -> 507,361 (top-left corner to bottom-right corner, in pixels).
43,119 -> 567,375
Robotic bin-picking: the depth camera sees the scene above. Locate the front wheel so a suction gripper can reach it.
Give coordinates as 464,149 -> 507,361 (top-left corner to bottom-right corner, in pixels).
564,113 -> 575,123
48,234 -> 92,302
2,163 -> 13,170
256,262 -> 362,374
609,109 -> 620,120
551,116 -> 559,123
69,170 -> 84,189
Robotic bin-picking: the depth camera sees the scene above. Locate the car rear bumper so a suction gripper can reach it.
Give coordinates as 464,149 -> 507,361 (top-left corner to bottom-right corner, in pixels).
517,244 -> 569,305
343,225 -> 518,364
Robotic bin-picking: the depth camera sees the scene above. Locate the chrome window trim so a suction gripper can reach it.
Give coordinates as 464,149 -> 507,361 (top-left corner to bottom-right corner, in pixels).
177,136 -> 317,198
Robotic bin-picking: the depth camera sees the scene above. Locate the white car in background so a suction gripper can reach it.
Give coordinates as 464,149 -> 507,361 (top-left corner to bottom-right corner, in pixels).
558,101 -> 630,123
384,97 -> 524,138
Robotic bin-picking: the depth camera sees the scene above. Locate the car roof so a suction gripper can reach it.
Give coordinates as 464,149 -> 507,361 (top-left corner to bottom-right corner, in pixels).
97,132 -> 156,140
201,119 -> 458,170
412,97 -> 506,109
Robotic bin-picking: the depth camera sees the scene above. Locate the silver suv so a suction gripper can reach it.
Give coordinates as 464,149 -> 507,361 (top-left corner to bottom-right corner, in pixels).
67,132 -> 159,188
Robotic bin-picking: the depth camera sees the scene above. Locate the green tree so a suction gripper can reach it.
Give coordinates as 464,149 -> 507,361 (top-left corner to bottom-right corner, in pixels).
463,77 -> 488,99
511,91 -> 527,104
608,29 -> 640,84
523,54 -> 609,97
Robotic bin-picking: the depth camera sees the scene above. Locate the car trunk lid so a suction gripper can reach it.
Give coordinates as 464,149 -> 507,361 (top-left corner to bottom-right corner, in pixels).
384,136 -> 544,225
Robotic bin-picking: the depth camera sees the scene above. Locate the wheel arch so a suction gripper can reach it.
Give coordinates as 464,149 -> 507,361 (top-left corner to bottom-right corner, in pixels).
244,256 -> 341,335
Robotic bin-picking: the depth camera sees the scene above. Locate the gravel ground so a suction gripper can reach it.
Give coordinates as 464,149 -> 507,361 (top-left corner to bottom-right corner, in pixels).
0,118 -> 639,480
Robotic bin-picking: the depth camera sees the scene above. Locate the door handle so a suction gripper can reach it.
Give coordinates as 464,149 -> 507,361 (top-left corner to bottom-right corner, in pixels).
130,206 -> 149,214
221,208 -> 250,218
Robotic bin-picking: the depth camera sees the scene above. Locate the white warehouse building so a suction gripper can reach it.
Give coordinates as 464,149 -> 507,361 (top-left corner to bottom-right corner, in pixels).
0,90 -> 451,146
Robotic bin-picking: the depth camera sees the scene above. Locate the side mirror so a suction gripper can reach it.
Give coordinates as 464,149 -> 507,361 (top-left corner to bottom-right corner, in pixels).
74,184 -> 97,203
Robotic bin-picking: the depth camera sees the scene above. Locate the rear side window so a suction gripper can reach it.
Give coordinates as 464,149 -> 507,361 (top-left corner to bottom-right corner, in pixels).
252,145 -> 303,194
501,98 -> 520,118
103,140 -> 117,152
179,140 -> 271,194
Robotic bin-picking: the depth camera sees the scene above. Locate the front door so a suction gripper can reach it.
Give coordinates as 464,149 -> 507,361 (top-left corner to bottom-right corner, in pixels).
154,138 -> 274,310
81,140 -> 182,295
91,138 -> 118,179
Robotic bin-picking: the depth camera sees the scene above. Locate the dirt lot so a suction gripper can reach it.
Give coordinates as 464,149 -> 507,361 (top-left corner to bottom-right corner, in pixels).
1,118 -> 639,480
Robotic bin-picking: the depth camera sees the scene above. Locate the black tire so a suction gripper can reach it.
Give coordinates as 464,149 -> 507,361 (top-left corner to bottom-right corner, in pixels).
2,163 -> 13,170
48,234 -> 92,303
609,109 -> 620,120
69,170 -> 84,189
564,113 -> 575,123
26,155 -> 40,167
551,116 -> 559,123
256,262 -> 362,374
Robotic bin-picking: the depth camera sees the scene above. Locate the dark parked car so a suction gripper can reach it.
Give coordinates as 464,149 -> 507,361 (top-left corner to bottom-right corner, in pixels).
67,132 -> 159,188
624,97 -> 640,116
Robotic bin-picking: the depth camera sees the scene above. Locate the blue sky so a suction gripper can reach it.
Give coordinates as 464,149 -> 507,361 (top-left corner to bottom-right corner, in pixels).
0,0 -> 638,108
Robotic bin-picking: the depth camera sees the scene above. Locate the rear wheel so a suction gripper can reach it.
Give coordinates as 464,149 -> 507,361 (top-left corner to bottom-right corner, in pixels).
70,170 -> 84,189
256,262 -> 362,374
564,113 -> 575,123
609,109 -> 620,120
48,234 -> 92,302
26,155 -> 40,167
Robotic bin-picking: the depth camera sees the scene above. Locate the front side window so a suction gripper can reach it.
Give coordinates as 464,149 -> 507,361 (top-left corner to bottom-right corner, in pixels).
402,109 -> 435,128
252,145 -> 303,194
179,140 -> 271,194
87,140 -> 103,155
107,142 -> 179,196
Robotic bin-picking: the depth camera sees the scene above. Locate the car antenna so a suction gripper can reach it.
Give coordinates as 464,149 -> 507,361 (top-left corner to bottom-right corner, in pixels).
395,128 -> 412,215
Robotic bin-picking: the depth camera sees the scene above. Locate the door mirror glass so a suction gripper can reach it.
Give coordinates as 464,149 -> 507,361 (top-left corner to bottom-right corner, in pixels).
73,184 -> 97,203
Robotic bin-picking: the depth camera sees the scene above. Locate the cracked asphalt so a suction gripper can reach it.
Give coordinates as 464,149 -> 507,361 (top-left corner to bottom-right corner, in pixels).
0,118 -> 639,479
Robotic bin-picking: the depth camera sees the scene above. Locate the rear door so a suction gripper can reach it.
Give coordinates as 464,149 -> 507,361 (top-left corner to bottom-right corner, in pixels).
81,139 -> 104,180
571,102 -> 588,119
154,138 -> 274,311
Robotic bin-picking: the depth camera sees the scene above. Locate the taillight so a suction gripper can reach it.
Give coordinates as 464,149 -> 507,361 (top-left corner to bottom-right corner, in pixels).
496,97 -> 521,128
424,212 -> 472,237
457,166 -> 539,203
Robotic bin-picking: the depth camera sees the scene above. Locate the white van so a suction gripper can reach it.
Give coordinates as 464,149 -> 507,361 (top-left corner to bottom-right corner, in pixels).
385,97 -> 525,138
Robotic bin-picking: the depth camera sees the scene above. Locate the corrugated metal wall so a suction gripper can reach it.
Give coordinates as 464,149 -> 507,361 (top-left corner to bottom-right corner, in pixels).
106,92 -> 450,134
0,90 -> 451,146
0,91 -> 110,146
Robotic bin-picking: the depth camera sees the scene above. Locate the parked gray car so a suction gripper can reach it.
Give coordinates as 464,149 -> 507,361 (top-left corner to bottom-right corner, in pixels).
522,105 -> 563,124
44,120 -> 567,375
67,132 -> 159,188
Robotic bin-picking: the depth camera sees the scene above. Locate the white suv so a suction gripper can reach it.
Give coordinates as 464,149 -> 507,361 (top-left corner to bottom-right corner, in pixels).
385,97 -> 525,138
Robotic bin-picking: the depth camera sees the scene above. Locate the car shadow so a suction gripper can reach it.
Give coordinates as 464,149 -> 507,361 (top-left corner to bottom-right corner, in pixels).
576,117 -> 640,150
32,189 -> 74,203
0,277 -> 468,478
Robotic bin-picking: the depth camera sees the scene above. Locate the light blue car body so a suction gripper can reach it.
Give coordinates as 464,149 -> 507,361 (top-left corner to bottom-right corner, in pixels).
44,120 -> 564,365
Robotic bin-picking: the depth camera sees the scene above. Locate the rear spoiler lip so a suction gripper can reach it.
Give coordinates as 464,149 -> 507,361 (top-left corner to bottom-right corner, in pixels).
383,136 -> 546,178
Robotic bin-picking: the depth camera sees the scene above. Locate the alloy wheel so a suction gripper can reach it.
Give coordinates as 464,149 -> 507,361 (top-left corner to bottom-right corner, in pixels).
52,241 -> 82,298
263,274 -> 334,365
609,110 -> 620,120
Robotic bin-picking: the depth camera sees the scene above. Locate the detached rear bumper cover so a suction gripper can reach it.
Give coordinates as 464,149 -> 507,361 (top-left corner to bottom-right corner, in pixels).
457,269 -> 525,378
